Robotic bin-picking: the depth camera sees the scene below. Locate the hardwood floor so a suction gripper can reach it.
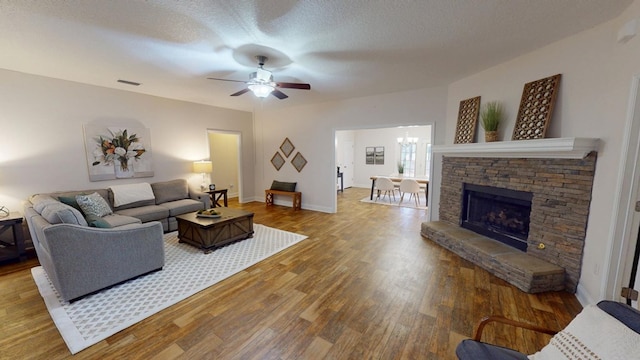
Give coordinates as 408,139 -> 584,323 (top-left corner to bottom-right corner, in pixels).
0,187 -> 582,359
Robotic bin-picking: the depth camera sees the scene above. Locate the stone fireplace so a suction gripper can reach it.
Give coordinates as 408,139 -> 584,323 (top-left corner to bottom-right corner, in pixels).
422,138 -> 599,293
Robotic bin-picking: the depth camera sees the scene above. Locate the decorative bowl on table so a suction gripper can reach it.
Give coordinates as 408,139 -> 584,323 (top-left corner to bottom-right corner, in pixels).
196,209 -> 221,218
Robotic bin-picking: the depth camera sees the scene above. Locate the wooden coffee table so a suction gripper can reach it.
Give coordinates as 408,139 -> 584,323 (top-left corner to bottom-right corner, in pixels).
176,208 -> 254,254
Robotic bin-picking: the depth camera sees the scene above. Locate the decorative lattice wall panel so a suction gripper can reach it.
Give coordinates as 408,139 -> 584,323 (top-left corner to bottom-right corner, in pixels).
512,74 -> 561,140
453,96 -> 481,144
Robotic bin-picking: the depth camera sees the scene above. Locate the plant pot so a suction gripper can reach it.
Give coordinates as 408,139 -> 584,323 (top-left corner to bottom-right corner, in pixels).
485,131 -> 498,142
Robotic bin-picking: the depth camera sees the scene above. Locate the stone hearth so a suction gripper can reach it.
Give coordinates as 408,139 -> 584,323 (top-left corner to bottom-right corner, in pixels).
423,139 -> 598,293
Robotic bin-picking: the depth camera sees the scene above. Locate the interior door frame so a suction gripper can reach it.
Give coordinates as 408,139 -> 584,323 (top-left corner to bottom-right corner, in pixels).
606,74 -> 640,301
207,129 -> 243,201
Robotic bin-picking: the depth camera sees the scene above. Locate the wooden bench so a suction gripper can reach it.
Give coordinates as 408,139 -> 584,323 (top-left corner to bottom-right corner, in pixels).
265,189 -> 302,210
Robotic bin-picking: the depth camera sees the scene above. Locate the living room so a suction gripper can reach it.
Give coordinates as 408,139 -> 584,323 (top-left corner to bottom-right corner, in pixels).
2,0 -> 640,358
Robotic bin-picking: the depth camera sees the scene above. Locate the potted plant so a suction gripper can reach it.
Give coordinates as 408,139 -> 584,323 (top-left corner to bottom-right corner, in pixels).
397,161 -> 404,175
480,101 -> 504,142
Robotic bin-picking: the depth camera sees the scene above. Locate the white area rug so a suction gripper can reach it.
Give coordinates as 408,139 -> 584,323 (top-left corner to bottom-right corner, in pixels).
360,196 -> 427,210
31,224 -> 307,354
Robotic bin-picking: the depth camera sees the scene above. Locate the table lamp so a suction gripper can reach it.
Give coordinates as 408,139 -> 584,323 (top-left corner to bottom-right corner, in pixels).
193,160 -> 213,191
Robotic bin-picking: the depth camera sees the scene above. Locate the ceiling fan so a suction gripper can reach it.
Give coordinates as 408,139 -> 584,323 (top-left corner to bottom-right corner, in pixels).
207,55 -> 311,99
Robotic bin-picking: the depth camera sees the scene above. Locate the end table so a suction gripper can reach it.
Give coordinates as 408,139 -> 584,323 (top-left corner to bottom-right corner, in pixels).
206,189 -> 228,208
0,212 -> 26,263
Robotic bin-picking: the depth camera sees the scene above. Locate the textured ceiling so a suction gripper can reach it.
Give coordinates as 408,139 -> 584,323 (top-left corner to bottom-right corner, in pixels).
0,0 -> 632,112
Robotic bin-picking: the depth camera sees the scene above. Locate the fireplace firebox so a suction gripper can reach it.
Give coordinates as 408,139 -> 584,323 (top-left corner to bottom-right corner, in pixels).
460,183 -> 533,251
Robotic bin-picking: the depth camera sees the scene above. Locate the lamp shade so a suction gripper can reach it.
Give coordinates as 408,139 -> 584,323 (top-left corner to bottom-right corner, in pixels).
193,160 -> 212,173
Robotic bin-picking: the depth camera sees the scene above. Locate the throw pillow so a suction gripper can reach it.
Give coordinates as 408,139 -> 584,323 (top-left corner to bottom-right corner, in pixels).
58,195 -> 84,213
76,192 -> 113,217
270,180 -> 297,192
85,214 -> 112,228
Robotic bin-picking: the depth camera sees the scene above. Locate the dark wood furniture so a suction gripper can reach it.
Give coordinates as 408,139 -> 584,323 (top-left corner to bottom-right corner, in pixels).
265,189 -> 302,210
0,212 -> 26,263
176,208 -> 254,254
369,176 -> 428,203
206,188 -> 228,208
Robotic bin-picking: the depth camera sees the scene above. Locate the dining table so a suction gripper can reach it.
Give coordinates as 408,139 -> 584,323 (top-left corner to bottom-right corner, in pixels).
369,176 -> 429,203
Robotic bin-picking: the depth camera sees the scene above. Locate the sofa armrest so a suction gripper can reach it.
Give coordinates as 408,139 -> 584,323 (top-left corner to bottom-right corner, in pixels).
189,186 -> 211,208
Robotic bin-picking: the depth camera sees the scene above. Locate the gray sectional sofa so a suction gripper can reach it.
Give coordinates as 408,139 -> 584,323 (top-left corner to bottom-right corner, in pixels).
24,179 -> 209,302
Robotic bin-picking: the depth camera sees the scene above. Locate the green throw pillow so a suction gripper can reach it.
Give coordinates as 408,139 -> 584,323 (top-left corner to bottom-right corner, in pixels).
270,180 -> 297,192
58,195 -> 83,213
85,214 -> 112,228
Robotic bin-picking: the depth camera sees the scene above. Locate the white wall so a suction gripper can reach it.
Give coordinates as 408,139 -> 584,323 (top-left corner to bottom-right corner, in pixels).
0,69 -> 254,211
437,1 -> 640,304
254,87 -> 447,213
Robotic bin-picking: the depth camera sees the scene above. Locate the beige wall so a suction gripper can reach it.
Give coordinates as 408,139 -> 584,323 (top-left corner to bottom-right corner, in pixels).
0,69 -> 254,211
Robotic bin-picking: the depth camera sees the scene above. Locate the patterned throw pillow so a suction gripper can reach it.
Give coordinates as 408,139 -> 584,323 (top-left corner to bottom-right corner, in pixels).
76,192 -> 113,217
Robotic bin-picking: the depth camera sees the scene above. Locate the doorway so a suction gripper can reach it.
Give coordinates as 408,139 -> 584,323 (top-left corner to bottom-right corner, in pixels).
207,130 -> 242,199
334,125 -> 433,211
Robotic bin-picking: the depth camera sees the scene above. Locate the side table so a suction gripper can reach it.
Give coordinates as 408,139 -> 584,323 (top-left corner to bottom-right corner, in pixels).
206,189 -> 228,208
0,212 -> 26,263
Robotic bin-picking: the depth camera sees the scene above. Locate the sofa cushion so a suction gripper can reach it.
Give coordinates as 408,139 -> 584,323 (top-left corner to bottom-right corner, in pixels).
152,179 -> 189,205
160,199 -> 205,217
40,203 -> 88,226
271,180 -> 297,192
52,189 -> 111,208
100,214 -> 142,228
115,205 -> 169,223
30,194 -> 60,213
76,192 -> 113,217
109,182 -> 155,208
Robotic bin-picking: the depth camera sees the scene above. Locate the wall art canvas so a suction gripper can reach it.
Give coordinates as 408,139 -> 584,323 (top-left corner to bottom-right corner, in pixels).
84,124 -> 154,181
366,147 -> 375,165
512,74 -> 561,140
374,146 -> 384,165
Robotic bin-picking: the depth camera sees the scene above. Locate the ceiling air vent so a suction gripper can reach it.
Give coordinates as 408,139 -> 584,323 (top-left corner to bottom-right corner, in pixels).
117,79 -> 141,86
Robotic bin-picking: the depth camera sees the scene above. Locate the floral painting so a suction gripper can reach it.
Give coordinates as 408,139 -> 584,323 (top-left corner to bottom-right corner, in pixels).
83,124 -> 154,181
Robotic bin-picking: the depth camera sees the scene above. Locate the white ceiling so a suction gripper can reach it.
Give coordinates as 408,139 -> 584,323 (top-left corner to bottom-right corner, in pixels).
0,0 -> 632,112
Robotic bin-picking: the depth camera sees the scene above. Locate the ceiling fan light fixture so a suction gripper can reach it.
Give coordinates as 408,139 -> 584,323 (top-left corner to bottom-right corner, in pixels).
248,83 -> 274,98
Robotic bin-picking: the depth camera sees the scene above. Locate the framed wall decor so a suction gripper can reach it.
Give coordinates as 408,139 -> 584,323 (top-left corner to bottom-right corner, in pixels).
83,124 -> 154,181
512,74 -> 562,140
365,147 -> 375,164
374,146 -> 384,165
271,152 -> 285,170
280,137 -> 295,158
453,96 -> 481,144
291,152 -> 307,172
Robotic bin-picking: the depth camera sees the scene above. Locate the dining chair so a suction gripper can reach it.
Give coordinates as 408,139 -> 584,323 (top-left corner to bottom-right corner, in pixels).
375,177 -> 397,203
399,179 -> 421,206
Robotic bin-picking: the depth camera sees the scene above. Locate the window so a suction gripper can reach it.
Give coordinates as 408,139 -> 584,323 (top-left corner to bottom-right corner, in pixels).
400,142 -> 417,177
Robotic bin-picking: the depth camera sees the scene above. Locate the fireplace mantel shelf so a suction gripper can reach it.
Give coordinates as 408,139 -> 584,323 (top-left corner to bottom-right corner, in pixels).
432,137 -> 599,159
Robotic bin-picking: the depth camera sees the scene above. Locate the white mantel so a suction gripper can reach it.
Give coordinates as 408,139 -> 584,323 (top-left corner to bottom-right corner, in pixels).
432,137 -> 600,159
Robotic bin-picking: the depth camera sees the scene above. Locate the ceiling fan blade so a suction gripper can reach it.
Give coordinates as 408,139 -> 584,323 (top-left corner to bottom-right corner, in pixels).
276,82 -> 311,90
230,88 -> 251,97
271,89 -> 289,99
207,77 -> 247,83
